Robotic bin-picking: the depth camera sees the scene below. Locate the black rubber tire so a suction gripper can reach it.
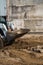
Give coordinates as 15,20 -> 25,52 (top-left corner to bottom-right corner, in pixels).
0,37 -> 4,48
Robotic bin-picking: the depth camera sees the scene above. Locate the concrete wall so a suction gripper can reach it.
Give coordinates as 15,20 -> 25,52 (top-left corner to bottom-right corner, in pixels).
7,0 -> 43,32
24,5 -> 43,32
9,0 -> 33,6
24,20 -> 43,32
7,0 -> 43,21
9,0 -> 43,5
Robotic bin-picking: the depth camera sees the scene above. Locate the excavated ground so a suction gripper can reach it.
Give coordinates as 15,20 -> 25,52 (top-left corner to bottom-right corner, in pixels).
0,34 -> 43,65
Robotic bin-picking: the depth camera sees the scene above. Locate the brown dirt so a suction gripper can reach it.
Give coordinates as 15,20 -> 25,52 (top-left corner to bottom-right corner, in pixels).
0,34 -> 43,65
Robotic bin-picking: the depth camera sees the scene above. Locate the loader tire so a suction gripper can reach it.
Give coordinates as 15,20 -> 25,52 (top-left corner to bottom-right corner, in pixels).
0,37 -> 4,48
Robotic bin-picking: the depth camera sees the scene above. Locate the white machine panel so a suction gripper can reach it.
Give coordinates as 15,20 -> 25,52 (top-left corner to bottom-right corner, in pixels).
0,0 -> 6,16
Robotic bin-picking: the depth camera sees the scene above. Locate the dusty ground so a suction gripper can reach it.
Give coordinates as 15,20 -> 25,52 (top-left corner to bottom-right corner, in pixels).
0,34 -> 43,65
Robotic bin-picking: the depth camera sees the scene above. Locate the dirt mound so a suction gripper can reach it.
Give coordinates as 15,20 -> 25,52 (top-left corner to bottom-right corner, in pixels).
0,34 -> 43,65
14,34 -> 43,49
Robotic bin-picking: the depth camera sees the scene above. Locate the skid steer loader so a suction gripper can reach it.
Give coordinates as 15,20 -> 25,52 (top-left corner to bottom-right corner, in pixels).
0,17 -> 16,48
0,23 -> 16,48
0,17 -> 30,48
